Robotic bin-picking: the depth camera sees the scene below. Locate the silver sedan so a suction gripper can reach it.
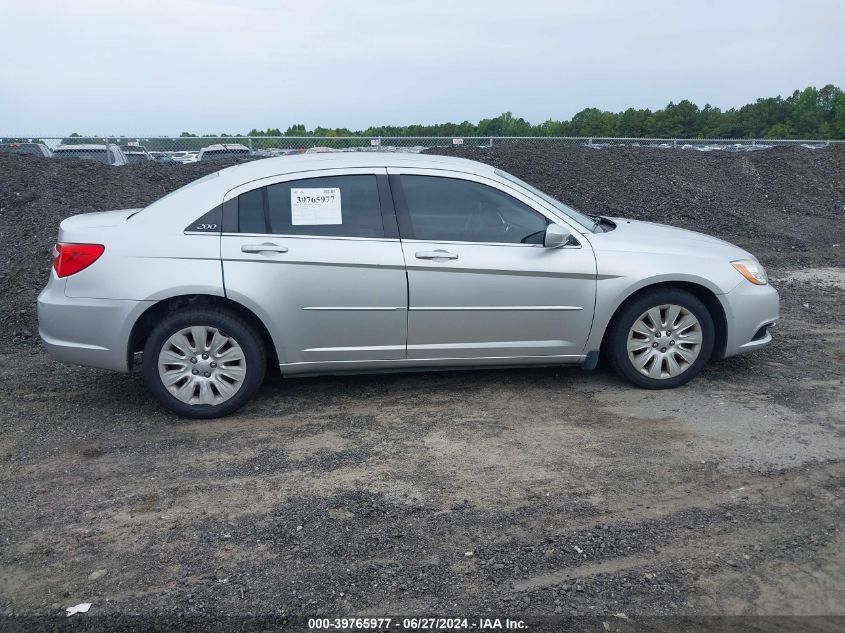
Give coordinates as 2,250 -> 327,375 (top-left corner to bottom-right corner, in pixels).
38,153 -> 779,418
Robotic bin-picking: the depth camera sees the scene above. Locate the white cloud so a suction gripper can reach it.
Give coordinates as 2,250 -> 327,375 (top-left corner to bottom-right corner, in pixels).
1,0 -> 842,134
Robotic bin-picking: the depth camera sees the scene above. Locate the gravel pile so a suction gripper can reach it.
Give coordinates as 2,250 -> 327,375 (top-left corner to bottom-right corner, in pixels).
0,155 -> 244,341
1,148 -> 842,627
1,147 -> 843,341
426,144 -> 845,266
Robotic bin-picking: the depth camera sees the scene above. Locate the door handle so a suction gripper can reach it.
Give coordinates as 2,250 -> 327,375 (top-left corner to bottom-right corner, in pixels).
241,242 -> 288,254
415,250 -> 458,261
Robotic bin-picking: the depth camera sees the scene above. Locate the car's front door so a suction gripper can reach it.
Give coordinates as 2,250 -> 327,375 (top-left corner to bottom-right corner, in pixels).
221,168 -> 408,368
388,170 -> 597,360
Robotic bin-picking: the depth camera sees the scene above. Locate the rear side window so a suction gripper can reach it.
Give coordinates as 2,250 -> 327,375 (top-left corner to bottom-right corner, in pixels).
238,188 -> 265,233
237,175 -> 384,238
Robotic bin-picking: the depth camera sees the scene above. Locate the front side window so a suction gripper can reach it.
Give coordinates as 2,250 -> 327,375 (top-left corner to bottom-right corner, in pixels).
237,174 -> 384,238
400,175 -> 548,244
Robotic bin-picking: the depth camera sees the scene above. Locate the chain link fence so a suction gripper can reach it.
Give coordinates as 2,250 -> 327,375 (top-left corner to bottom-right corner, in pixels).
1,136 -> 841,163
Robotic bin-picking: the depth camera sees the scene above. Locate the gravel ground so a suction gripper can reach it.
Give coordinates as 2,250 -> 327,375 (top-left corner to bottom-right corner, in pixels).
0,149 -> 843,631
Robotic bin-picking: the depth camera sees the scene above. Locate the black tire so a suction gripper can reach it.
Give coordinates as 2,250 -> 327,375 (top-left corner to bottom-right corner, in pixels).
605,288 -> 714,389
142,307 -> 266,418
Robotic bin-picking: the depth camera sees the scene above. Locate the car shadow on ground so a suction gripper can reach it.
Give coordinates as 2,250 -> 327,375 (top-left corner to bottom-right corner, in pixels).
32,346 -> 773,425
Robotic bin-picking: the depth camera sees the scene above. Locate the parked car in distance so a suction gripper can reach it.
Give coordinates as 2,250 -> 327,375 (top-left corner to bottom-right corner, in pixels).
150,152 -> 176,163
53,144 -> 128,166
0,141 -> 53,157
167,151 -> 199,164
252,148 -> 293,158
165,151 -> 189,163
198,143 -> 251,161
38,153 -> 779,418
122,147 -> 154,163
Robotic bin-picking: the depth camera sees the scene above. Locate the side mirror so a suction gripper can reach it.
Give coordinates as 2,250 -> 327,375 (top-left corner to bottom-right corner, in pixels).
543,224 -> 571,248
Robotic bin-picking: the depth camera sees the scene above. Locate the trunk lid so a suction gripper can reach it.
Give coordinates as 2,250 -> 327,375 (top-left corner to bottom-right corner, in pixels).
59,209 -> 140,231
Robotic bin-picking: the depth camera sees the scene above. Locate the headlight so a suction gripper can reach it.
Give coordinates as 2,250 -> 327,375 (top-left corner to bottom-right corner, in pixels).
731,259 -> 768,285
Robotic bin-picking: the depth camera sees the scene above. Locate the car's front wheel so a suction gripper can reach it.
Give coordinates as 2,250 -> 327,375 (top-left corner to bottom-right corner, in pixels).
606,288 -> 714,389
142,307 -> 266,418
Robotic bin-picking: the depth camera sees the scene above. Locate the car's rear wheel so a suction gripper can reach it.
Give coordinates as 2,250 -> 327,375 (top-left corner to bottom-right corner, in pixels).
606,288 -> 714,389
142,307 -> 266,418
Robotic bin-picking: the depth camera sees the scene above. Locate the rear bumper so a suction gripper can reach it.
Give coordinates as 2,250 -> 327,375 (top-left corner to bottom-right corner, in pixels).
37,272 -> 151,372
721,282 -> 780,358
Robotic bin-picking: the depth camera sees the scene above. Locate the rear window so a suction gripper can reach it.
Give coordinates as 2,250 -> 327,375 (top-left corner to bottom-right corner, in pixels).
54,149 -> 108,163
130,171 -> 221,219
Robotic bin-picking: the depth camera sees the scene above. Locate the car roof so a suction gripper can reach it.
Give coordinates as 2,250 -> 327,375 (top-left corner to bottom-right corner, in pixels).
213,151 -> 496,186
201,143 -> 250,151
55,144 -> 110,150
137,152 -> 502,229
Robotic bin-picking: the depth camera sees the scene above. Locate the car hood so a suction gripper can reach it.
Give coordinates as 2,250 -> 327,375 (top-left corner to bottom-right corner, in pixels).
594,218 -> 752,259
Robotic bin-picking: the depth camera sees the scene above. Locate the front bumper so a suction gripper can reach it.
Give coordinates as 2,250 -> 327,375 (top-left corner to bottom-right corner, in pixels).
720,281 -> 780,358
37,272 -> 152,372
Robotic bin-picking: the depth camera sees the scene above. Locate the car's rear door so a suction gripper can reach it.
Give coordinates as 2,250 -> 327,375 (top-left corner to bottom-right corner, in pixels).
221,168 -> 408,368
388,169 -> 596,360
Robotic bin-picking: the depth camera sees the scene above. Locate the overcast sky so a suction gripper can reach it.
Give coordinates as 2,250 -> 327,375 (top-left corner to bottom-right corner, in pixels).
1,0 -> 843,135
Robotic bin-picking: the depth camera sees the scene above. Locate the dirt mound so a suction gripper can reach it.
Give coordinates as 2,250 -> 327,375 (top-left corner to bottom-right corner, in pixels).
0,155 -> 244,342
425,143 -> 845,266
1,147 -> 843,342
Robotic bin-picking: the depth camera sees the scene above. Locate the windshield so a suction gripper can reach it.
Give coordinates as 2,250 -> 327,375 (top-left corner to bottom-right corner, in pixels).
495,169 -> 595,231
203,149 -> 250,158
0,143 -> 43,156
125,153 -> 149,163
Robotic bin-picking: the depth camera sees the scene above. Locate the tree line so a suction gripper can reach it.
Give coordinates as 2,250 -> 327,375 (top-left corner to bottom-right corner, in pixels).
240,85 -> 844,140
43,84 -> 844,145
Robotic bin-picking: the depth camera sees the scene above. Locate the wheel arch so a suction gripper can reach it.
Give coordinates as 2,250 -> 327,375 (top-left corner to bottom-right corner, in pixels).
599,281 -> 728,361
127,294 -> 278,369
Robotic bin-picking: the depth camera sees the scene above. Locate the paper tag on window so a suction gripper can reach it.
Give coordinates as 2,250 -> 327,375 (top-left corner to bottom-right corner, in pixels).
290,188 -> 342,225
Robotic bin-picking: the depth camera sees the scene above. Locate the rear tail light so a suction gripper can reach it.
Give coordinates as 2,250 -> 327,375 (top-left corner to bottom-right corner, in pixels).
52,243 -> 105,278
